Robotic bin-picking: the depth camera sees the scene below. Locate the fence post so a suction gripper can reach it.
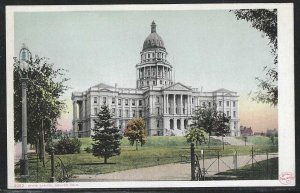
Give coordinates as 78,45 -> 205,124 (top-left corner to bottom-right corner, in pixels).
266,150 -> 269,179
217,151 -> 220,173
191,143 -> 195,181
251,146 -> 254,171
50,147 -> 56,182
202,149 -> 205,180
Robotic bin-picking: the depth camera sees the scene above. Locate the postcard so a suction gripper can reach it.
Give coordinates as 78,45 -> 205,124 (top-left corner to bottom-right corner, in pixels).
6,3 -> 294,189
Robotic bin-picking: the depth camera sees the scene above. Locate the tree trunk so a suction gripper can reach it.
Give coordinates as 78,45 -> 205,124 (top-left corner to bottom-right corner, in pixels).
41,120 -> 45,167
136,140 -> 138,150
208,133 -> 211,148
104,156 -> 107,164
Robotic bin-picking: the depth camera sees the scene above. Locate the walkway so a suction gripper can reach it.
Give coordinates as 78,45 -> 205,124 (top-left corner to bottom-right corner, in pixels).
70,153 -> 277,181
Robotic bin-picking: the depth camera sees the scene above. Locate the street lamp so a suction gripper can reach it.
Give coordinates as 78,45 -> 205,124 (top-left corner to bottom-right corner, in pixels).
19,44 -> 31,177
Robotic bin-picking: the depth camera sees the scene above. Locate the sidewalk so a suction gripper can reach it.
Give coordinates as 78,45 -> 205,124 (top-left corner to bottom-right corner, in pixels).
70,153 -> 278,181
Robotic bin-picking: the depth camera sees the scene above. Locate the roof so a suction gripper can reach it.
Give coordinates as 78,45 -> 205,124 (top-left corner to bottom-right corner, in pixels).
142,21 -> 166,51
91,83 -> 114,89
213,88 -> 235,93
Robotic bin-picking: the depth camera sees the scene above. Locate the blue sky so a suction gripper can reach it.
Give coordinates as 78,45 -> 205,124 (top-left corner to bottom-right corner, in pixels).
14,10 -> 278,132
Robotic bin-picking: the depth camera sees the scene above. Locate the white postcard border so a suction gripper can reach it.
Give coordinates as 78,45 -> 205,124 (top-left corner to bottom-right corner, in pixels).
6,3 -> 295,189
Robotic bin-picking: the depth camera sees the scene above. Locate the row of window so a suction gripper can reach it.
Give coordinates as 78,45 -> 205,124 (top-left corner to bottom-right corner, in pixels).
218,101 -> 236,107
199,101 -> 236,107
93,96 -> 237,108
94,108 -> 143,118
226,111 -> 237,118
140,80 -> 169,86
142,51 -> 165,60
94,97 -> 143,106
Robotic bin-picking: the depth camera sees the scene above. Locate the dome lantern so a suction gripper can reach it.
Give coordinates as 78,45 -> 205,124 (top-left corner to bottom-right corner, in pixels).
151,21 -> 156,33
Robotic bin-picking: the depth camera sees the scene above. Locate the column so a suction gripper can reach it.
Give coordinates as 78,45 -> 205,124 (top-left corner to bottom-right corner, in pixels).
173,94 -> 176,114
180,94 -> 183,115
163,94 -> 166,114
166,94 -> 169,114
162,66 -> 164,78
82,99 -> 86,135
73,101 -> 77,136
190,96 -> 192,114
187,96 -> 190,115
73,100 -> 77,122
149,95 -> 153,114
181,118 -> 184,130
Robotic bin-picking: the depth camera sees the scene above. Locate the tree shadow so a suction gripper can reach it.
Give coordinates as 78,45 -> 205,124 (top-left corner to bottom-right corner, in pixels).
75,162 -> 117,166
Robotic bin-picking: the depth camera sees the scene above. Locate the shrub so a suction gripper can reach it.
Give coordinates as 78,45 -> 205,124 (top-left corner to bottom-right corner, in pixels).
47,136 -> 82,155
84,146 -> 92,153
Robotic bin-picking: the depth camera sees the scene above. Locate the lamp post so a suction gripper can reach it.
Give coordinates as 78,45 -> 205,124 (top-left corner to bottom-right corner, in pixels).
19,44 -> 31,177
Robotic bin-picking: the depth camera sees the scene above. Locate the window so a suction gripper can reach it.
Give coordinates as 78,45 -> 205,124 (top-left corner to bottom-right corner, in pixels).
139,100 -> 142,106
219,101 -> 222,107
160,80 -> 162,84
139,110 -> 143,117
132,99 -> 135,106
165,81 -> 166,85
112,97 -> 115,104
94,97 -> 97,104
208,102 -> 211,107
112,108 -> 115,114
94,108 -> 97,115
147,81 -> 149,85
156,96 -> 159,103
126,110 -> 129,117
233,101 -> 236,107
202,102 -> 205,107
103,97 -> 106,104
153,71 -> 155,76
157,120 -> 160,128
148,70 -> 150,75
157,107 -> 160,115
152,53 -> 154,57
119,110 -> 122,117
227,111 -> 230,117
192,98 -> 194,104
118,99 -> 121,105
233,111 -> 236,118
148,53 -> 150,58
153,81 -> 156,85
234,122 -> 237,129
227,101 -> 229,107
125,99 -> 128,106
133,110 -> 136,117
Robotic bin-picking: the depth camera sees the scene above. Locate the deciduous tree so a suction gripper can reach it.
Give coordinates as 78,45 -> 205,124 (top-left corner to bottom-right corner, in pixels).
124,118 -> 146,150
231,9 -> 278,106
185,127 -> 206,148
14,55 -> 69,150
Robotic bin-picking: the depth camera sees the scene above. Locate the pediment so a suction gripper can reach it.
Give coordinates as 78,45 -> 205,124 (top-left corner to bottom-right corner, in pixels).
164,83 -> 191,91
99,88 -> 112,92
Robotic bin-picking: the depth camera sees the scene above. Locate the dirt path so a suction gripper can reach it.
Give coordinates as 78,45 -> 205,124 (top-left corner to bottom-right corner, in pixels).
70,153 -> 278,181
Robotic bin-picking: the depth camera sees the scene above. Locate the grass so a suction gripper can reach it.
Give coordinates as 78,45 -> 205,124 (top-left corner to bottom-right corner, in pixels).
15,136 -> 278,182
237,136 -> 278,145
211,157 -> 278,180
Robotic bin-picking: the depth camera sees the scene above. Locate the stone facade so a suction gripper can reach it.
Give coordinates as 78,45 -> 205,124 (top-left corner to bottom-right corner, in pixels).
71,21 -> 240,137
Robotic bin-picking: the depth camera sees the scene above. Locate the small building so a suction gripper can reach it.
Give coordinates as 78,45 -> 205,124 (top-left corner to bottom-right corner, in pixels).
240,126 -> 253,136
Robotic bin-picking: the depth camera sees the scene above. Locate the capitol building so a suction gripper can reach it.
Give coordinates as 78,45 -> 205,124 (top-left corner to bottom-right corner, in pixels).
71,21 -> 240,137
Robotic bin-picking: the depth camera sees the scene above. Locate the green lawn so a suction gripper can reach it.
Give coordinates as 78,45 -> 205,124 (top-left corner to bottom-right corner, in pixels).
211,157 -> 278,180
15,136 -> 278,182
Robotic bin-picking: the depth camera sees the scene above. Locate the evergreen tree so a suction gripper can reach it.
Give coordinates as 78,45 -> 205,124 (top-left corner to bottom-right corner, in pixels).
92,104 -> 122,164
